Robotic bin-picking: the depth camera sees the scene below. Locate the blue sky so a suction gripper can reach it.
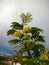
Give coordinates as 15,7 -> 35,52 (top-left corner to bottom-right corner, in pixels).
0,0 -> 49,55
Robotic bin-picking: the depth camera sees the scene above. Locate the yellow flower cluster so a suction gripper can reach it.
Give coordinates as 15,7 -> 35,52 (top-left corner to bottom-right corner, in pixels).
23,33 -> 30,40
40,49 -> 48,60
23,26 -> 31,33
14,31 -> 22,37
13,27 -> 31,40
40,54 -> 48,60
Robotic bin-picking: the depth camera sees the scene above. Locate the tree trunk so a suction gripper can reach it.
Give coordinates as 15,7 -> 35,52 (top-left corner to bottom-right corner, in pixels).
24,44 -> 32,58
27,50 -> 32,58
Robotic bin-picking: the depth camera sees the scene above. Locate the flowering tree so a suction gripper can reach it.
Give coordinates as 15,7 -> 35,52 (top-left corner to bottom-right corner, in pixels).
7,12 -> 49,64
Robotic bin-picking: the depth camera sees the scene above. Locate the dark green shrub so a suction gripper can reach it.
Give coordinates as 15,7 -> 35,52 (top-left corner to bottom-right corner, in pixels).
0,61 -> 8,65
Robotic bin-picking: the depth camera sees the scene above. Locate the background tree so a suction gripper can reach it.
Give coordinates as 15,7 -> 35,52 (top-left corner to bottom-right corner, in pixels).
7,12 -> 45,59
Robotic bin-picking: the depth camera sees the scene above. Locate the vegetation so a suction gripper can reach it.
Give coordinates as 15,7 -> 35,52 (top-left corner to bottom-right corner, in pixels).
0,61 -> 8,65
7,12 -> 49,65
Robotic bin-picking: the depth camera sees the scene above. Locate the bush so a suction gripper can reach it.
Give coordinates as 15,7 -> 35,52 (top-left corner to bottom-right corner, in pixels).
21,58 -> 49,65
0,61 -> 8,65
21,59 -> 36,65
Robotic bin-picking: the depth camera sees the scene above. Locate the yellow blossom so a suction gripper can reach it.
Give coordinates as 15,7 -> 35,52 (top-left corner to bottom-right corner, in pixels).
23,26 -> 31,33
40,54 -> 48,60
23,33 -> 30,40
42,49 -> 48,54
40,49 -> 48,60
14,31 -> 22,37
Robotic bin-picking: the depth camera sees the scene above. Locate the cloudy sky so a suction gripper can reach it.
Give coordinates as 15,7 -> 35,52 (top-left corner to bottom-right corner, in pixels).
0,0 -> 49,55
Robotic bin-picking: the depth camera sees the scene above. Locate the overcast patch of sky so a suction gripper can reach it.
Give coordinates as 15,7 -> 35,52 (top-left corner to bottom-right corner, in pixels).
0,0 -> 16,55
0,0 -> 49,55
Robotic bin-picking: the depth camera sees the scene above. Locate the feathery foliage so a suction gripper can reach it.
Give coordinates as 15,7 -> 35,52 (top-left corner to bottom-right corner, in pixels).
7,12 -> 47,64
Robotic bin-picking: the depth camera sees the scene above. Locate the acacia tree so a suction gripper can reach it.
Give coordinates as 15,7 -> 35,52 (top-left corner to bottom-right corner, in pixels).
7,12 -> 45,58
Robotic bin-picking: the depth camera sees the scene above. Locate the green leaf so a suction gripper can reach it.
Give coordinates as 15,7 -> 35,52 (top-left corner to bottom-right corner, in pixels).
14,45 -> 23,48
33,43 -> 45,50
11,22 -> 23,30
20,13 -> 26,23
26,12 -> 32,23
19,48 -> 26,54
7,29 -> 16,35
21,59 -> 36,65
32,44 -> 45,57
30,27 -> 43,34
30,27 -> 45,42
20,12 -> 32,24
36,35 -> 45,42
36,44 -> 45,50
9,39 -> 20,45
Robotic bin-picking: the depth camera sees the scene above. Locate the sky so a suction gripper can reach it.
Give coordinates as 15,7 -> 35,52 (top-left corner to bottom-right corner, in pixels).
0,0 -> 49,55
